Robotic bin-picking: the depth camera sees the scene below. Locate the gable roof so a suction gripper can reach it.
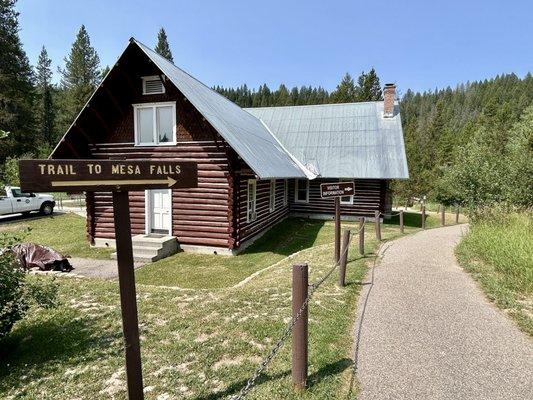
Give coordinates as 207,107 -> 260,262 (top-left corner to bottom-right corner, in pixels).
132,39 -> 309,179
245,102 -> 409,179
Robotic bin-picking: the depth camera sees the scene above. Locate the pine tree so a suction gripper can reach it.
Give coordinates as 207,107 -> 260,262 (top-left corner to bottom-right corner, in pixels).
35,46 -> 55,147
58,25 -> 100,133
155,28 -> 173,62
357,68 -> 382,101
330,73 -> 357,103
0,0 -> 36,164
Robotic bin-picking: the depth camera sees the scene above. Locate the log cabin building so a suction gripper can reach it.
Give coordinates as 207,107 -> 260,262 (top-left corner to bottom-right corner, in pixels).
51,38 -> 408,256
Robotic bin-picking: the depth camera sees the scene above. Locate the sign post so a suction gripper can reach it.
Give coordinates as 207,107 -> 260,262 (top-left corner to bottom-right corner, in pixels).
320,182 -> 355,263
19,159 -> 198,400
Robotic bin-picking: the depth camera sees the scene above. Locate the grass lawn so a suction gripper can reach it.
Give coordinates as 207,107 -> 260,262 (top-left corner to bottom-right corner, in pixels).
0,213 -> 113,259
0,212 -> 452,399
456,212 -> 533,335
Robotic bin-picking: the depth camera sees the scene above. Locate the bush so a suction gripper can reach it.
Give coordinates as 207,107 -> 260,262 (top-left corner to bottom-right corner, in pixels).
0,233 -> 59,339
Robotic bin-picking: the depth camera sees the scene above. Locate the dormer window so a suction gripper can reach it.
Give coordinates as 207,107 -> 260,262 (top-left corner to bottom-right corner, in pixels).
142,75 -> 165,95
133,102 -> 176,146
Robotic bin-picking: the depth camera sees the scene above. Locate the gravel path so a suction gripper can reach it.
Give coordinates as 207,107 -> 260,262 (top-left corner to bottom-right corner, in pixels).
68,257 -> 145,279
354,224 -> 533,400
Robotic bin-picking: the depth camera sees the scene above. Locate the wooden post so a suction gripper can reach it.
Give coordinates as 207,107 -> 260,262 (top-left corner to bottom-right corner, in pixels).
421,205 -> 426,229
455,206 -> 460,224
374,210 -> 381,241
441,205 -> 445,226
437,204 -> 441,215
339,230 -> 350,287
358,217 -> 365,255
112,191 -> 144,400
399,210 -> 404,234
334,197 -> 341,262
292,263 -> 308,391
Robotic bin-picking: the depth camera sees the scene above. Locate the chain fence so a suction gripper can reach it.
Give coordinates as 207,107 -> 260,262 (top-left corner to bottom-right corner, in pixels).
232,223 -> 365,399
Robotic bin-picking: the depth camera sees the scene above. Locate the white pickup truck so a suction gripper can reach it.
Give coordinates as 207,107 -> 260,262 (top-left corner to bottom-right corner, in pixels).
0,186 -> 55,216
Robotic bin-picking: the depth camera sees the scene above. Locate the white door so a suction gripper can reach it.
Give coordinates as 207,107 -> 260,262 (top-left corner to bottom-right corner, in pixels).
147,189 -> 172,234
0,188 -> 13,214
10,188 -> 36,212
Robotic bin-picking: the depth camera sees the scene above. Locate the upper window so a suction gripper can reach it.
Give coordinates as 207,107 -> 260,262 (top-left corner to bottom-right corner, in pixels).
340,179 -> 354,205
142,75 -> 165,95
295,179 -> 309,203
133,102 -> 176,146
247,179 -> 257,223
269,179 -> 276,212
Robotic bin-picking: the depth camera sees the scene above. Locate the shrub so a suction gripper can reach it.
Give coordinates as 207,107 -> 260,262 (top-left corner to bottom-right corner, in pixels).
0,233 -> 59,339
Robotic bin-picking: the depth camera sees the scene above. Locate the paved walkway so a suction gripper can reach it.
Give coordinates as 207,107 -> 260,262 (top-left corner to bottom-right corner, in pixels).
354,224 -> 533,400
68,258 -> 145,279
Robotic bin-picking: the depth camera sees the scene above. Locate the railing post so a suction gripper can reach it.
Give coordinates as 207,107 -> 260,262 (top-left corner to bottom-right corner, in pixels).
399,210 -> 404,234
441,205 -> 445,226
455,206 -> 460,224
358,217 -> 365,255
374,210 -> 381,241
339,230 -> 350,287
292,263 -> 308,391
421,205 -> 426,229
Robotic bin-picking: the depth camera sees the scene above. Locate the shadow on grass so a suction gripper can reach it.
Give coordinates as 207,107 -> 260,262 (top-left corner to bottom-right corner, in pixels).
0,310 -> 115,382
383,211 -> 422,228
241,218 -> 325,257
192,358 -> 353,400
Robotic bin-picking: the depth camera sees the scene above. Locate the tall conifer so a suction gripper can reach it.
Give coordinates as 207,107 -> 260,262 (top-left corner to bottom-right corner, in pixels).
330,73 -> 357,103
0,0 -> 36,163
155,28 -> 174,62
35,46 -> 55,147
58,25 -> 101,132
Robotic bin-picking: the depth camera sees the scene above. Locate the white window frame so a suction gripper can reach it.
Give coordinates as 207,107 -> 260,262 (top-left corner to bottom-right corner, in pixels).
283,179 -> 288,207
133,101 -> 177,146
269,179 -> 276,212
295,179 -> 309,203
246,179 -> 257,223
340,178 -> 354,205
142,75 -> 166,95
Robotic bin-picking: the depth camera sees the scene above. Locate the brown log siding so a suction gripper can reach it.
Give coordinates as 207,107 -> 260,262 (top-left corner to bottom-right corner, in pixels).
235,178 -> 289,246
88,141 -> 233,248
289,178 -> 391,218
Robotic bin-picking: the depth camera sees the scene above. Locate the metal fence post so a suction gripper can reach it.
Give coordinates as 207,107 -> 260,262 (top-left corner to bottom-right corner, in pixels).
399,209 -> 404,234
421,205 -> 426,229
441,205 -> 445,226
374,210 -> 381,241
339,230 -> 350,287
359,217 -> 365,255
292,263 -> 308,391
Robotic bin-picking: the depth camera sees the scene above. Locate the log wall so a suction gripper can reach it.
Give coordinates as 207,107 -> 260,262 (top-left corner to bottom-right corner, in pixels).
235,177 -> 289,246
88,141 -> 233,248
289,178 -> 391,218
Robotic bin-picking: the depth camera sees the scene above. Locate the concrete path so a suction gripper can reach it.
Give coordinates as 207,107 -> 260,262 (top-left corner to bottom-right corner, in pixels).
68,257 -> 145,279
354,225 -> 533,400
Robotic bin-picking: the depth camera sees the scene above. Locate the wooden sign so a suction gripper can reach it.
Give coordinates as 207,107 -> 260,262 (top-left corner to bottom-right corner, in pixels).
320,182 -> 355,199
18,159 -> 198,192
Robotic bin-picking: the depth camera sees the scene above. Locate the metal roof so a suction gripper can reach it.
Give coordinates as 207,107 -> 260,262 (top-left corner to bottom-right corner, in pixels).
245,102 -> 409,179
133,39 -> 308,179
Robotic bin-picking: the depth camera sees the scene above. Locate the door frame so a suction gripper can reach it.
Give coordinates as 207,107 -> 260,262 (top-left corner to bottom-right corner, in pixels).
144,189 -> 173,235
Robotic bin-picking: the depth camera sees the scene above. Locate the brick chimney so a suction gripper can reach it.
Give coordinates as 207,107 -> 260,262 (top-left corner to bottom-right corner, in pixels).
383,83 -> 396,117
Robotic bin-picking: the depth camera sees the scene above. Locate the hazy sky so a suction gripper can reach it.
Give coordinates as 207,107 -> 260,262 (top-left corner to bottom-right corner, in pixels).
16,0 -> 533,94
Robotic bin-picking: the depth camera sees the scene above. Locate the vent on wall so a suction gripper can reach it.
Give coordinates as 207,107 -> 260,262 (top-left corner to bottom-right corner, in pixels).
142,75 -> 165,95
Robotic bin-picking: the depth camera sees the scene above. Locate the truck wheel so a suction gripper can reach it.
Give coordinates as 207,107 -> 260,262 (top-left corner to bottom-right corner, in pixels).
40,202 -> 54,215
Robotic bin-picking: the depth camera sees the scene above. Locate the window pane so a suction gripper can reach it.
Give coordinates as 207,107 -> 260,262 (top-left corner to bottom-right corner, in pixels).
138,108 -> 154,143
157,106 -> 173,143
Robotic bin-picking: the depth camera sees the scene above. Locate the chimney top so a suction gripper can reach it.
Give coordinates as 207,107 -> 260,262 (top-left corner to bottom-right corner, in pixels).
383,84 -> 396,118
